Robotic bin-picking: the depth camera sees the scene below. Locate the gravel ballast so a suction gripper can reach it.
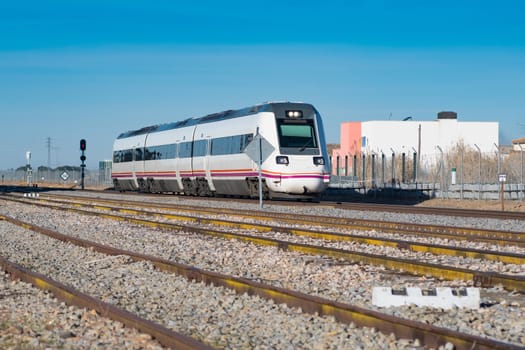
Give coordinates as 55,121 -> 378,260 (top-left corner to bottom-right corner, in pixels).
0,193 -> 524,348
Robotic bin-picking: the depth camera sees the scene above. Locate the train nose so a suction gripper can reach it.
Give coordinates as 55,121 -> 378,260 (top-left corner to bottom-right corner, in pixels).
284,179 -> 327,194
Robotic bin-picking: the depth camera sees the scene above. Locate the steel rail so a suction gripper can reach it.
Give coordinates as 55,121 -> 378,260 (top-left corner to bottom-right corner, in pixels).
329,201 -> 525,221
74,187 -> 525,220
3,186 -> 525,220
86,188 -> 525,220
0,255 -> 214,350
2,199 -> 524,293
17,195 -> 525,265
34,192 -> 525,246
0,214 -> 521,350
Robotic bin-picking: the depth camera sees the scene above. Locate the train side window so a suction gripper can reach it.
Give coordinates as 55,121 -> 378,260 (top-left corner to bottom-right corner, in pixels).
123,149 -> 133,162
135,148 -> 143,161
161,145 -> 169,159
240,134 -> 253,152
168,143 -> 177,159
211,133 -> 253,155
193,140 -> 207,157
113,151 -> 120,163
179,141 -> 192,158
157,147 -> 163,160
211,136 -> 228,155
151,147 -> 158,160
144,147 -> 153,160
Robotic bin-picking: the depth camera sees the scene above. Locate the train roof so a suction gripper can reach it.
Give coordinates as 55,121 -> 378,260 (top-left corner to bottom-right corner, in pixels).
116,102 -> 313,139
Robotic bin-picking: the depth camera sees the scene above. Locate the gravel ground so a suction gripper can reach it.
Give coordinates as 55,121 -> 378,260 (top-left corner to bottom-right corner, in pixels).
0,220 -> 413,350
41,195 -> 525,256
0,193 -> 524,348
29,194 -> 525,274
50,191 -> 525,232
0,271 -> 164,350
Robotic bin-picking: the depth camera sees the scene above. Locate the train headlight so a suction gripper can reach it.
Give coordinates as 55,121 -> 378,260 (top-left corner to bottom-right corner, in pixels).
276,156 -> 289,165
313,156 -> 325,165
285,110 -> 303,118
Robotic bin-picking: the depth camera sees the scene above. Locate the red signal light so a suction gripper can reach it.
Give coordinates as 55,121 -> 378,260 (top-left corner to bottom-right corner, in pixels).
80,139 -> 86,151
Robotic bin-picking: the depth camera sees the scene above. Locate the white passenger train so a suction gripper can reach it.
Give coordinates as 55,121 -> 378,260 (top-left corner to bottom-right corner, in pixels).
111,102 -> 331,199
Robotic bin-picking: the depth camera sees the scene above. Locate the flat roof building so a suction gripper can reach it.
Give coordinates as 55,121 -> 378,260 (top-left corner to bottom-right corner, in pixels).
512,137 -> 525,152
331,112 -> 499,174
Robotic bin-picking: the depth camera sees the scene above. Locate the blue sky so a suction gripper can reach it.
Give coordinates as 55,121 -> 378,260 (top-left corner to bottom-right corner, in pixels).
1,0 -> 524,170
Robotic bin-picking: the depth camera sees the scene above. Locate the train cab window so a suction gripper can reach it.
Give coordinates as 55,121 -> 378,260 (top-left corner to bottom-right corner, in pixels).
277,119 -> 318,149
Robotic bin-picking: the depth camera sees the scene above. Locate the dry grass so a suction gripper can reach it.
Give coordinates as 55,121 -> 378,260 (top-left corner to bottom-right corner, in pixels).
343,140 -> 524,186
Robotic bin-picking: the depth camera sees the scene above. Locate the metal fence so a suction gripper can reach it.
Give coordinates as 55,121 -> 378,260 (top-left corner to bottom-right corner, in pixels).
0,167 -> 113,188
2,146 -> 524,200
329,145 -> 525,200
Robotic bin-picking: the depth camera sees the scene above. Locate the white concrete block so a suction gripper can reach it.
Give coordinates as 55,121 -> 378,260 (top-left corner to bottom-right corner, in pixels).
372,287 -> 479,309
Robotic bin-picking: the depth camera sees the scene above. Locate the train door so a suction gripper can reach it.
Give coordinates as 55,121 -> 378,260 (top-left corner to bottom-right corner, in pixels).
204,137 -> 215,192
178,127 -> 196,195
191,133 -> 213,196
132,144 -> 144,190
174,141 -> 182,191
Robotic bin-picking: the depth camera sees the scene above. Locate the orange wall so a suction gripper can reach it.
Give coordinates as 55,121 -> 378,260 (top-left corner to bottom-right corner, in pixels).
341,121 -> 362,156
331,121 -> 361,174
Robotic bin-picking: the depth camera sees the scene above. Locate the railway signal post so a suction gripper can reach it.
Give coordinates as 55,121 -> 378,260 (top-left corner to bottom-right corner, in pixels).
80,139 -> 86,190
244,128 -> 274,209
498,173 -> 506,211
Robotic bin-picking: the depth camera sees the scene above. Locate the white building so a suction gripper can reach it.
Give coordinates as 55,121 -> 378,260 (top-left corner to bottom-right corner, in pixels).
512,137 -> 525,152
332,112 -> 499,168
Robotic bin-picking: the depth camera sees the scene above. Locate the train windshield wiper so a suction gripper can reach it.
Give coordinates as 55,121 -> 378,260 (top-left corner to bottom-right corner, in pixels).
299,139 -> 313,152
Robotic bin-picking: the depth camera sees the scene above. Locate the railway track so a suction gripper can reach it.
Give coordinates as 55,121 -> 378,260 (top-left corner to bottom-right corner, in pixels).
105,188 -> 525,220
10,192 -> 525,256
0,255 -> 212,350
4,185 -> 525,221
19,192 -> 525,246
327,200 -> 525,221
0,213 -> 520,350
3,193 -> 524,293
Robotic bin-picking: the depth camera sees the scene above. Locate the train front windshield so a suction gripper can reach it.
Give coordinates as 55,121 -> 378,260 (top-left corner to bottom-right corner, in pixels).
277,119 -> 318,150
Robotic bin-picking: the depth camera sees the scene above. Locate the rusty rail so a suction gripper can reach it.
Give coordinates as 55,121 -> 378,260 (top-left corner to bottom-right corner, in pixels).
0,255 -> 213,350
2,196 -> 524,292
0,214 -> 521,350
33,192 -> 525,246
